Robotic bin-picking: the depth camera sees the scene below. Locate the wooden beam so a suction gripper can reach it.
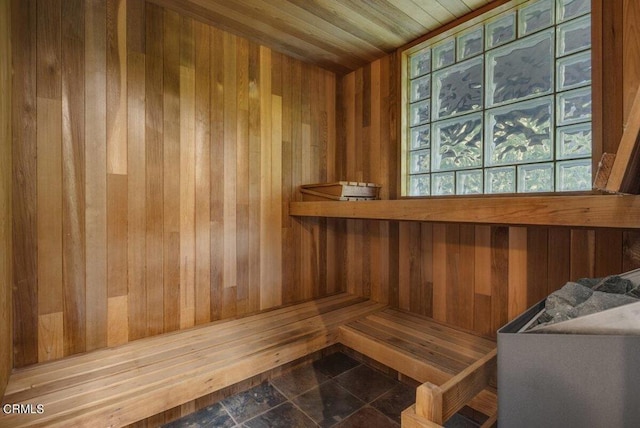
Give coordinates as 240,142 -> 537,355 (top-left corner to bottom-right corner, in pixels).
605,85 -> 640,194
290,194 -> 640,229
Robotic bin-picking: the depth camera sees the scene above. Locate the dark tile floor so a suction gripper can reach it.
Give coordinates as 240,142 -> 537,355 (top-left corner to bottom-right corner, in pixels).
163,352 -> 481,428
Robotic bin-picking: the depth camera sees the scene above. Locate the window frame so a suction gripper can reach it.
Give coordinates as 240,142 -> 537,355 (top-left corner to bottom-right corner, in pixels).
399,0 -> 597,198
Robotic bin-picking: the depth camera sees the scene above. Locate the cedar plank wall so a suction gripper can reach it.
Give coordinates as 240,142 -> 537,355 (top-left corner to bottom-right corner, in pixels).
10,0 -> 336,368
1,0 -> 12,399
335,0 -> 640,336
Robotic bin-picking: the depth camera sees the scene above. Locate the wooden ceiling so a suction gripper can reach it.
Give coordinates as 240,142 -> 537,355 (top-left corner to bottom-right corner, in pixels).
149,0 -> 495,74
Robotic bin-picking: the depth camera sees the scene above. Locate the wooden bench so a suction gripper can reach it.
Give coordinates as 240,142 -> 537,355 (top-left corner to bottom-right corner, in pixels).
2,296 -> 497,428
1,293 -> 385,427
339,308 -> 497,427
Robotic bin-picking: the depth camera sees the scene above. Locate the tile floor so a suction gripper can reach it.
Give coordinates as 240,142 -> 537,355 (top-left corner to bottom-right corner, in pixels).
163,352 -> 482,428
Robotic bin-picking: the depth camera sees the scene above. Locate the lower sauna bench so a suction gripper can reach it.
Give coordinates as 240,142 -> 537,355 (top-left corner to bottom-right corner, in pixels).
1,295 -> 497,428
339,309 -> 498,427
1,293 -> 385,428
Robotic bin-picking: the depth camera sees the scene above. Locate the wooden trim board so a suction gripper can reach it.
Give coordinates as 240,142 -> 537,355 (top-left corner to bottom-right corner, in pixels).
290,194 -> 640,228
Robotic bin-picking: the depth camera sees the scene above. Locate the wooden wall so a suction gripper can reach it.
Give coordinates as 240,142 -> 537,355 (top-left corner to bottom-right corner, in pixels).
10,0 -> 336,368
335,0 -> 640,337
1,0 -> 12,399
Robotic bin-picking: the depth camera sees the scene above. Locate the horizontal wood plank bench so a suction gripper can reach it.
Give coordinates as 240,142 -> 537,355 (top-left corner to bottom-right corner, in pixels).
2,296 -> 497,428
1,293 -> 385,428
338,308 -> 498,427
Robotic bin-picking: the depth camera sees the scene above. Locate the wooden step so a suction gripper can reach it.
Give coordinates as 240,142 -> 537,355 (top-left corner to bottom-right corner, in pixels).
338,308 -> 497,418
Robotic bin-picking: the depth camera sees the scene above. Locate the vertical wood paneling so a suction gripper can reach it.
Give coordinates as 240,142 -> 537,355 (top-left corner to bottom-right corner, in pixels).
107,174 -> 127,297
1,0 -> 12,397
432,224 -> 447,322
490,227 -> 509,335
507,227 -> 527,320
37,312 -> 63,362
247,42 -> 261,312
36,98 -> 63,318
62,0 -> 86,357
36,0 -> 61,99
236,36 -> 250,313
106,0 -> 127,175
194,20 -> 211,325
209,27 -> 224,321
259,45 -> 274,309
526,227 -> 548,306
85,0 -> 108,351
127,49 -> 146,341
145,3 -> 165,336
179,18 -> 196,328
13,0 -> 639,371
623,231 -> 640,271
162,7 -> 180,333
595,229 -> 623,276
12,0 -> 39,369
35,1 -> 63,362
223,32 -> 238,294
570,229 -> 596,279
106,0 -> 129,346
11,1 -> 337,365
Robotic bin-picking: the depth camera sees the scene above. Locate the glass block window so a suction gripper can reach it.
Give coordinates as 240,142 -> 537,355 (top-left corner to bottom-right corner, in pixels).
404,0 -> 592,196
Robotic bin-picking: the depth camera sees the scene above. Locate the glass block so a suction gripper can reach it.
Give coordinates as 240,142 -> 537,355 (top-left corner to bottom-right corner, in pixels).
557,159 -> 592,191
486,96 -> 554,166
410,75 -> 431,103
457,27 -> 483,61
457,169 -> 483,194
432,113 -> 483,172
409,149 -> 431,174
486,29 -> 554,107
485,166 -> 516,194
432,172 -> 455,196
519,0 -> 554,37
410,125 -> 430,150
410,49 -> 431,78
432,57 -> 483,120
557,50 -> 591,91
557,86 -> 591,125
518,163 -> 554,192
557,0 -> 590,22
557,15 -> 591,57
485,13 -> 516,49
433,39 -> 455,70
409,174 -> 430,196
556,122 -> 592,159
410,100 -> 431,126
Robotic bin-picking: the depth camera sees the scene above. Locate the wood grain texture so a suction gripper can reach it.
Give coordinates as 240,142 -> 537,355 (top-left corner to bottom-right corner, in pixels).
162,6 -> 179,334
1,0 -> 12,397
8,0 -> 640,381
12,0 -> 39,368
146,0 -> 490,73
61,0 -> 86,357
290,195 -> 640,229
330,41 -> 640,339
36,98 -> 63,316
85,0 -> 108,352
106,0 -> 127,175
10,0 -> 337,367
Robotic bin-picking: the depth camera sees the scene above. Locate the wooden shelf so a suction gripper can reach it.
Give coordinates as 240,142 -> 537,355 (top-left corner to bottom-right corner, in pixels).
289,194 -> 640,229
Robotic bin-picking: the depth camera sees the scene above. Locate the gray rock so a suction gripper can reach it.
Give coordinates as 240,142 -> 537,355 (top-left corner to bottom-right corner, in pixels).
573,291 -> 638,318
591,275 -> 634,294
529,277 -> 640,331
576,277 -> 602,289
